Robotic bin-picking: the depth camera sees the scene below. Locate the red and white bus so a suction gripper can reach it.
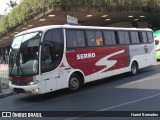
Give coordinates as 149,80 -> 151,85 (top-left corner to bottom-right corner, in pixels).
9,25 -> 156,94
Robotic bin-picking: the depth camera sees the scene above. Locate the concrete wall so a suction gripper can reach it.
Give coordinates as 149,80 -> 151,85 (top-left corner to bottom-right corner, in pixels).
0,64 -> 9,90
106,22 -> 148,28
138,22 -> 149,28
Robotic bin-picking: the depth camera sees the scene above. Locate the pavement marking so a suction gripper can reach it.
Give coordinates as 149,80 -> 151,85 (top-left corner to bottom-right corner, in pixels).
99,92 -> 160,111
65,92 -> 160,120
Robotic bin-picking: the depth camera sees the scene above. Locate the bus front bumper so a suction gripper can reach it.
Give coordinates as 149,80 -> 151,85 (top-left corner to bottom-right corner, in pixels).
9,82 -> 42,94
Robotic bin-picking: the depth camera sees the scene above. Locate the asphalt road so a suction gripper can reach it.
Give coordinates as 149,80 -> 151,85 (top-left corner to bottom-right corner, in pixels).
1,62 -> 160,120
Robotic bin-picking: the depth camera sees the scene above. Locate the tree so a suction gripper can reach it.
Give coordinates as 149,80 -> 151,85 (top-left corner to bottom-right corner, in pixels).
4,0 -> 17,14
6,0 -> 17,9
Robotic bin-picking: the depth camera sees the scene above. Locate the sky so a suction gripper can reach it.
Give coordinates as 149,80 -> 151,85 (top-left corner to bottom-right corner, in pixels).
0,0 -> 21,15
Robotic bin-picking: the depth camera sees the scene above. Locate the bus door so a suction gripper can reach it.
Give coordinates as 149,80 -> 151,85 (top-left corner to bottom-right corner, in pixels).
41,72 -> 57,93
40,29 -> 64,92
41,45 -> 57,92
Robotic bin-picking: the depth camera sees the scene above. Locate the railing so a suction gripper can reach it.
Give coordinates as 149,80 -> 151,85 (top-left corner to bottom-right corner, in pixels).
0,64 -> 9,93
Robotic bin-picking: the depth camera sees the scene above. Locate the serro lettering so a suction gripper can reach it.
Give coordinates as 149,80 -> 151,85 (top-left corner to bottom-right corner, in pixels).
77,53 -> 96,60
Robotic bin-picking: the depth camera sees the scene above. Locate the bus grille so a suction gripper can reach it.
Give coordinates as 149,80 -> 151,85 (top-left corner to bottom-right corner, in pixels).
13,88 -> 26,93
11,81 -> 29,86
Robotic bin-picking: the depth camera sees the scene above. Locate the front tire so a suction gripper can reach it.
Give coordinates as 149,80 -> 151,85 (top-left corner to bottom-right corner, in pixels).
130,62 -> 138,75
68,73 -> 81,91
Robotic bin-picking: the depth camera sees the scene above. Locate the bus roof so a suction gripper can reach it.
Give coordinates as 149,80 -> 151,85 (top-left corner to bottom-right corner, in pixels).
15,25 -> 152,37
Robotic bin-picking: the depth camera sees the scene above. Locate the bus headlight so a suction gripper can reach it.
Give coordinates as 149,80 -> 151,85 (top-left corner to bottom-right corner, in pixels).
33,88 -> 40,93
29,80 -> 39,85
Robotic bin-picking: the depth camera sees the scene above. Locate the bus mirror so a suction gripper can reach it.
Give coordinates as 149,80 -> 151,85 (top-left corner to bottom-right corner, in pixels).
155,40 -> 159,45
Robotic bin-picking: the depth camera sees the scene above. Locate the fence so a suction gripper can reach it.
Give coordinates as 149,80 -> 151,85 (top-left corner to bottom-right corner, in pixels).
0,64 -> 9,93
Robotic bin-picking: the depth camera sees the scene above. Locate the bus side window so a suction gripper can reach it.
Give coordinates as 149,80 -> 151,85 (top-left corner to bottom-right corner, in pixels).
118,31 -> 125,44
103,31 -> 112,45
66,30 -> 77,48
76,31 -> 86,47
41,46 -> 53,64
41,29 -> 64,73
95,31 -> 103,46
147,32 -> 154,42
86,31 -> 96,47
130,31 -> 139,44
118,31 -> 130,45
124,31 -> 130,44
103,31 -> 117,46
142,32 -> 148,43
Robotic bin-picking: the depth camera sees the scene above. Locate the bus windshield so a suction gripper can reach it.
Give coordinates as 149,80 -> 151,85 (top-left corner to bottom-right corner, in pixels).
9,32 -> 42,76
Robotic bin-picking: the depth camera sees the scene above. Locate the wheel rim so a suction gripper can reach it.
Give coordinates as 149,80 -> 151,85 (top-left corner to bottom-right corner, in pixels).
69,77 -> 79,90
132,64 -> 137,74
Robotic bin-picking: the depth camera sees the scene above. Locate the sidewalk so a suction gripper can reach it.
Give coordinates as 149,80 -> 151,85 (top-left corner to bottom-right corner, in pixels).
0,78 -> 15,98
0,65 -> 15,98
0,88 -> 15,98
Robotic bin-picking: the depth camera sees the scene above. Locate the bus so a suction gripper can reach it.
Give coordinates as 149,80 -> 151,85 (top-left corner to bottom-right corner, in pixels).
153,30 -> 160,59
9,25 -> 156,94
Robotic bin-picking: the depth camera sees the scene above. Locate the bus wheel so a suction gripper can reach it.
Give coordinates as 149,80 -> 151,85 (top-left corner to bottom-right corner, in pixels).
130,62 -> 138,75
68,73 -> 81,91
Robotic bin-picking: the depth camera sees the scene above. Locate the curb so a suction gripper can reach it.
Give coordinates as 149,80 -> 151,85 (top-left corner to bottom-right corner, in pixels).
0,89 -> 16,99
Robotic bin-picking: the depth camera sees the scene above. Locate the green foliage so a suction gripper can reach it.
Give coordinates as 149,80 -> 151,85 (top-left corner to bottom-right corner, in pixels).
146,0 -> 160,12
0,16 -> 9,36
1,0 -> 160,38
